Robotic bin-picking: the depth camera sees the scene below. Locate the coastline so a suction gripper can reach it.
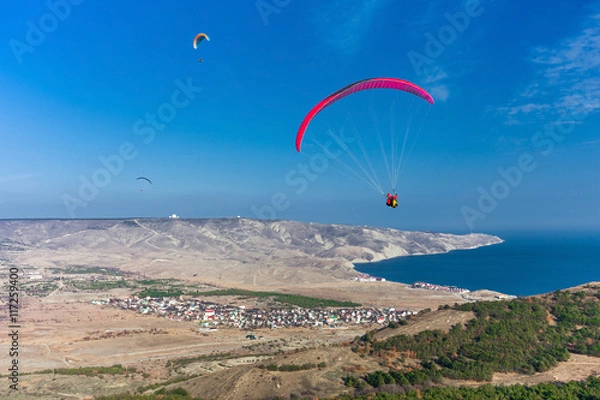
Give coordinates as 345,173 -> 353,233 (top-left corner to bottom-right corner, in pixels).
350,236 -> 508,296
352,234 -> 504,272
382,236 -> 504,259
351,231 -> 600,298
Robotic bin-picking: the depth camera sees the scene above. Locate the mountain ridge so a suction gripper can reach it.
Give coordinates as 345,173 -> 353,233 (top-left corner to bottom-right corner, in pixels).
0,218 -> 503,304
0,217 -> 501,263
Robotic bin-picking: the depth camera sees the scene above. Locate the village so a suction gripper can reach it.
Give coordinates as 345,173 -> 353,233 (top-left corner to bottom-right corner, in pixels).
93,296 -> 417,329
412,281 -> 470,293
351,273 -> 386,282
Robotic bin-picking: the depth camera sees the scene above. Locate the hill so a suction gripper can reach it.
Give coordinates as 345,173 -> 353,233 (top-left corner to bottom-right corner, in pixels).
0,217 -> 500,275
0,218 -> 502,306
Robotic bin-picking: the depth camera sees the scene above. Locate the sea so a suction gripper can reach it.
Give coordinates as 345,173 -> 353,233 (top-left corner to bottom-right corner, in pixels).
354,230 -> 600,297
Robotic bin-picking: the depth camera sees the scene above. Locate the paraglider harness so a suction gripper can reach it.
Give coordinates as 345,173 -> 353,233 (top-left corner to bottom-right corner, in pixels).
386,193 -> 398,209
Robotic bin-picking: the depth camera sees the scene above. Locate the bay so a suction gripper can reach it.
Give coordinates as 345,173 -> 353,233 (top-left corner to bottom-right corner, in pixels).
354,230 -> 600,297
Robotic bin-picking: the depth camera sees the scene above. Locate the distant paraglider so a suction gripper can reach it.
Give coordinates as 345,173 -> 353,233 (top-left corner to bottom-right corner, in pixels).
193,33 -> 209,63
136,177 -> 152,191
136,177 -> 152,184
193,33 -> 209,49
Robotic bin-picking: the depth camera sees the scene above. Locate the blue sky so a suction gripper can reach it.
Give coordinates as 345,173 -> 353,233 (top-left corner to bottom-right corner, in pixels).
1,0 -> 599,233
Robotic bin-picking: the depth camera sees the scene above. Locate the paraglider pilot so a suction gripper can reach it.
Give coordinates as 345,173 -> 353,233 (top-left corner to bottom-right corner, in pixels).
386,193 -> 398,208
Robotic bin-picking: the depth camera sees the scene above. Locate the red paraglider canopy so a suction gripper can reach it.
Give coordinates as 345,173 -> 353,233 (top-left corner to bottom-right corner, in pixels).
295,78 -> 434,152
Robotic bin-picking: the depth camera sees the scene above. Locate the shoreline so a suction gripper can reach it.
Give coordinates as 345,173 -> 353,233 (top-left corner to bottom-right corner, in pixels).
353,236 -> 505,265
350,238 -> 508,298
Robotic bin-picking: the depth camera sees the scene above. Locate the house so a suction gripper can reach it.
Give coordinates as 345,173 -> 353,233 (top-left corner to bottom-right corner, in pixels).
203,309 -> 215,320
